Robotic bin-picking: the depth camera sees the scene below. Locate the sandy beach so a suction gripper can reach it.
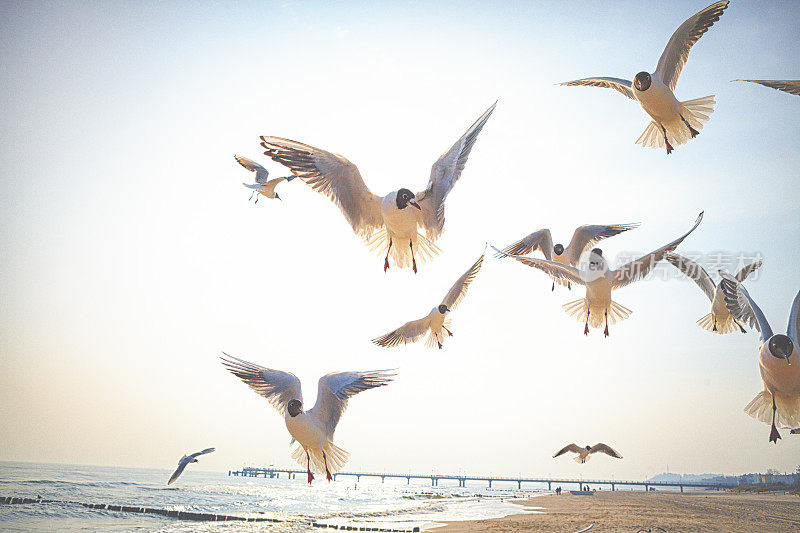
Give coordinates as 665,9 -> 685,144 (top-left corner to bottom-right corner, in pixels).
440,490 -> 800,532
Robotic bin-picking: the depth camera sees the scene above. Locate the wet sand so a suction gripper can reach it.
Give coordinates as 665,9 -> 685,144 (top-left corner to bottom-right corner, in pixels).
439,490 -> 800,532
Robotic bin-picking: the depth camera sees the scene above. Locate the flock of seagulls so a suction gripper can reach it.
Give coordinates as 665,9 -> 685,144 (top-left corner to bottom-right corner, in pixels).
494,212 -> 704,337
169,1 -> 798,485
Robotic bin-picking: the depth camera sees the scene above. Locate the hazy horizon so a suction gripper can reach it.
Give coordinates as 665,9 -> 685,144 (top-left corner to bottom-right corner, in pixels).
1,0 -> 799,482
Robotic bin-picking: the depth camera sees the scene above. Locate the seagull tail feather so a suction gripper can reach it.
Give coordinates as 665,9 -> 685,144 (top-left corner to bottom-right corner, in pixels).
290,443 -> 350,475
745,391 -> 800,429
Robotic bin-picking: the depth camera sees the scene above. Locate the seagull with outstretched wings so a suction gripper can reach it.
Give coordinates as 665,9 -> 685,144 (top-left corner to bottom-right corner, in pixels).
495,212 -> 703,337
167,447 -> 215,485
234,154 -> 296,203
497,223 -> 638,290
221,353 -> 395,483
553,443 -> 622,464
719,275 -> 800,443
373,247 -> 485,350
259,102 -> 496,272
560,1 -> 729,154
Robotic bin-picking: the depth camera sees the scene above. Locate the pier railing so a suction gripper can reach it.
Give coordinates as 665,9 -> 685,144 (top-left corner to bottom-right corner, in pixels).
228,467 -> 734,492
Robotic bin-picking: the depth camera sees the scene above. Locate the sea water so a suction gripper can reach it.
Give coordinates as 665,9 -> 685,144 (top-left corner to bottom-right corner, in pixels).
0,462 -> 542,531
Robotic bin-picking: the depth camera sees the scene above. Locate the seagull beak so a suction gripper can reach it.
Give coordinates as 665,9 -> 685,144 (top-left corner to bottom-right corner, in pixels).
443,306 -> 450,312
410,200 -> 421,210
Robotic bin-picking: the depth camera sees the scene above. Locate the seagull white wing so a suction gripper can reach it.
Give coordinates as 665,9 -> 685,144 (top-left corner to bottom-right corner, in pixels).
493,246 -> 587,287
234,154 -> 270,184
441,249 -> 485,310
559,77 -> 635,100
734,260 -> 762,283
719,274 -> 772,342
789,290 -> 800,347
167,459 -> 189,485
564,224 -> 640,266
735,79 -> 800,96
308,370 -> 396,439
496,229 -> 553,260
654,0 -> 730,91
372,317 -> 431,348
260,137 -> 383,240
187,448 -> 216,460
611,212 -> 703,290
416,101 -> 497,241
220,353 -> 302,415
589,443 -> 622,458
665,252 -> 716,302
553,444 -> 585,458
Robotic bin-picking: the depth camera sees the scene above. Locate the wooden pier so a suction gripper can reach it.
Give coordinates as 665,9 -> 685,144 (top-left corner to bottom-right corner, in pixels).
228,467 -> 734,492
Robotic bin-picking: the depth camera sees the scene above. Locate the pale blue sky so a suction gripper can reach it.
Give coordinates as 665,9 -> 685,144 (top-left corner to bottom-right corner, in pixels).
1,0 -> 798,480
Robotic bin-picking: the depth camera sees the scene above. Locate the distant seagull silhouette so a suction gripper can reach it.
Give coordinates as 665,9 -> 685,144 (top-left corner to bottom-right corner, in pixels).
497,223 -> 639,290
553,443 -> 622,464
734,80 -> 800,96
221,353 -> 395,483
234,154 -> 296,203
373,247 -> 485,350
167,448 -> 215,485
259,102 -> 496,272
560,1 -> 729,154
720,275 -> 800,443
665,252 -> 762,334
495,212 -> 703,337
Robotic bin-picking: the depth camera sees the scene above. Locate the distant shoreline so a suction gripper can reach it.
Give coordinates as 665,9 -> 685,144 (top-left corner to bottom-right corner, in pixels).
437,491 -> 800,532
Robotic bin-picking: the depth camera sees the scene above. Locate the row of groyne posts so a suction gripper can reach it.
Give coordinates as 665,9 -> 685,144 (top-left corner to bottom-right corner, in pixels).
0,497 -> 421,532
229,467 -> 733,492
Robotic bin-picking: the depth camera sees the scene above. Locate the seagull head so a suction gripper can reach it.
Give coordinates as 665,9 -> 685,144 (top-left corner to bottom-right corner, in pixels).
275,193 -> 282,201
634,72 -> 651,92
437,304 -> 450,314
287,399 -> 303,417
585,445 -> 592,451
553,244 -> 564,256
588,248 -> 606,270
768,334 -> 794,365
396,188 -> 421,210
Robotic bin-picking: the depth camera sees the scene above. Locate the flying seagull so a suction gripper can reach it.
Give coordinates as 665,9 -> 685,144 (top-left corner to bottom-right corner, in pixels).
720,276 -> 800,443
167,448 -> 215,485
496,223 -> 639,290
221,353 -> 395,483
734,80 -> 800,96
235,154 -> 296,203
259,101 -> 496,273
553,443 -> 622,464
494,212 -> 704,337
665,252 -> 762,334
560,1 -> 729,154
373,247 -> 485,350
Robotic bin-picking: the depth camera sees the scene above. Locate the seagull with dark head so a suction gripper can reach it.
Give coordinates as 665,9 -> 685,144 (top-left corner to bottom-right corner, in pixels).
234,155 -> 296,203
167,447 -> 215,485
259,101 -> 496,273
497,223 -> 639,290
719,276 -> 800,443
373,247 -> 485,350
494,212 -> 703,337
560,1 -> 729,154
221,353 -> 395,483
